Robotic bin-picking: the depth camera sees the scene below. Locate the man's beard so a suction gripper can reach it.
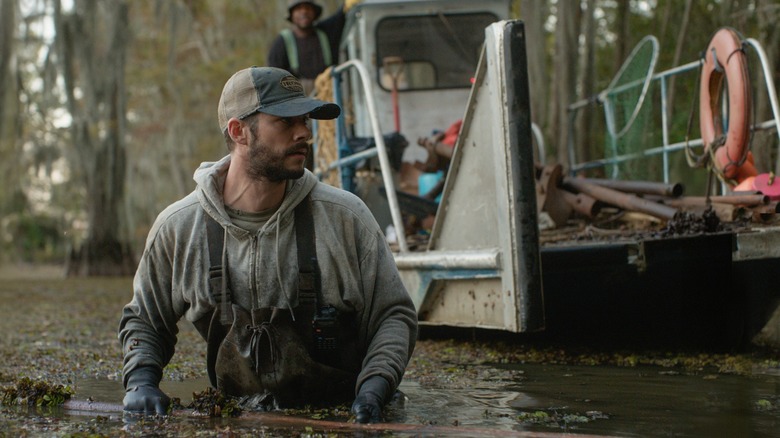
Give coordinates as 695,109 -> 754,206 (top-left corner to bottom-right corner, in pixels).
246,130 -> 307,182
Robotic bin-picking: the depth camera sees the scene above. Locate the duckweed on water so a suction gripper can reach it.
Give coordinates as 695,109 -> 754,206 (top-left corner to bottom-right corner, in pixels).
755,395 -> 780,413
516,409 -> 607,429
284,404 -> 353,421
1,377 -> 74,407
184,388 -> 350,421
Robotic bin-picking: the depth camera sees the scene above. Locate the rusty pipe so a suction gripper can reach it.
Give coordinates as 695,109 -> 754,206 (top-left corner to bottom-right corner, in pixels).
648,194 -> 769,207
581,178 -> 684,198
561,190 -> 600,218
753,205 -> 776,222
686,194 -> 769,206
563,177 -> 678,220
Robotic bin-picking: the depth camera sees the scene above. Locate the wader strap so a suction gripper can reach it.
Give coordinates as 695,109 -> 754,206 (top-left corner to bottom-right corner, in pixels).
205,214 -> 231,324
294,195 -> 319,337
281,28 -> 332,76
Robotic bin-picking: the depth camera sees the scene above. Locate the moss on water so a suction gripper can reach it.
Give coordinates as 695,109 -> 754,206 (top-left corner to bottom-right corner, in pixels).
1,377 -> 74,407
0,273 -> 207,388
188,387 -> 241,418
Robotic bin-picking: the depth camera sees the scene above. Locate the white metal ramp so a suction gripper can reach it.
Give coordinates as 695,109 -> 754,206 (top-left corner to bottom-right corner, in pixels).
395,20 -> 544,332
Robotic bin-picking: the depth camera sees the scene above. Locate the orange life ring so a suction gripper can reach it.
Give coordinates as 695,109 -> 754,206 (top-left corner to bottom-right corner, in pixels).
699,27 -> 756,184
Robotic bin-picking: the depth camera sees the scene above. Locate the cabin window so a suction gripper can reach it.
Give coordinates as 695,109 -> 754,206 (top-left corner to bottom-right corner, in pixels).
375,12 -> 498,91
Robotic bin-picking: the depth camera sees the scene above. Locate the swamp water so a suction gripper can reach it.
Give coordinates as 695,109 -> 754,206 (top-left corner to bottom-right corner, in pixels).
0,271 -> 778,436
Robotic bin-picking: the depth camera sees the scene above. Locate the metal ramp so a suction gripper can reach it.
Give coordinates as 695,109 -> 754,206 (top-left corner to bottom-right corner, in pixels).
395,20 -> 544,332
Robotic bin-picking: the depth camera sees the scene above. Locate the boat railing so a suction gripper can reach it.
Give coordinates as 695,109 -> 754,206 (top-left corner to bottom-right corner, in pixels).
315,59 -> 410,252
566,38 -> 780,185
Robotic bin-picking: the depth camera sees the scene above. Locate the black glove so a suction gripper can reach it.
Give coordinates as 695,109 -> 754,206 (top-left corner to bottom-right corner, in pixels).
351,376 -> 391,424
123,366 -> 170,416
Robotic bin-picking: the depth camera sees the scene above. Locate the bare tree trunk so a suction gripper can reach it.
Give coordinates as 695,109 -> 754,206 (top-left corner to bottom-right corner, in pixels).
55,0 -> 135,276
719,0 -> 736,24
0,0 -> 14,140
658,0 -> 674,48
613,0 -> 630,73
549,0 -> 580,167
0,1 -> 18,203
576,0 -> 597,166
0,0 -> 24,223
521,0 -> 549,160
666,0 -> 693,118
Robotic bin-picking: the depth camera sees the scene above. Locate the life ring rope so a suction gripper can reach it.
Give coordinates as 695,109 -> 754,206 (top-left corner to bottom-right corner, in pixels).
687,28 -> 755,187
709,40 -> 754,186
684,59 -> 706,168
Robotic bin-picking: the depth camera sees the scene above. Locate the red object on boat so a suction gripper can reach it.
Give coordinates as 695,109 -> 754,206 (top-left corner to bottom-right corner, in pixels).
752,173 -> 780,200
699,27 -> 756,184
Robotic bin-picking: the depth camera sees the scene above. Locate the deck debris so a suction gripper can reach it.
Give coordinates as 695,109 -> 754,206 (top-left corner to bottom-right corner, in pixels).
535,164 -> 778,240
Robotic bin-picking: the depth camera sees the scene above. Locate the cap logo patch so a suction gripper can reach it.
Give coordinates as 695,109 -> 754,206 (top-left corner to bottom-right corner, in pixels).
280,76 -> 303,93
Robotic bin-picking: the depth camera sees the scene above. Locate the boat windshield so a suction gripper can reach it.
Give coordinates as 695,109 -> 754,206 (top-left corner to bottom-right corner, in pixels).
375,12 -> 498,91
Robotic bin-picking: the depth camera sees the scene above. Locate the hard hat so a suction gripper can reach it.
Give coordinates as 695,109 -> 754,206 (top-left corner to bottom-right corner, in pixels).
287,0 -> 323,22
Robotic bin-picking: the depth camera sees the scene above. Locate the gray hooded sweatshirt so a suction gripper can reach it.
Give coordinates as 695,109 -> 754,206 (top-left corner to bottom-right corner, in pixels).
119,154 -> 418,395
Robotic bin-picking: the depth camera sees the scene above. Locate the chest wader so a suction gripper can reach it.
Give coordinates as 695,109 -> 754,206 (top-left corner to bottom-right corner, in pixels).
197,196 -> 362,407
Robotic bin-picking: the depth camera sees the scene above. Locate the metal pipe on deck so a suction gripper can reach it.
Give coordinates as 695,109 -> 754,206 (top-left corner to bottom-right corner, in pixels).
649,194 -> 770,207
581,178 -> 684,197
561,191 -> 600,218
688,194 -> 769,206
564,177 -> 678,220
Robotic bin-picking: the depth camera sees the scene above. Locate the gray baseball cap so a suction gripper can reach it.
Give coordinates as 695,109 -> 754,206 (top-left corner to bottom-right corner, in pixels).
217,66 -> 340,132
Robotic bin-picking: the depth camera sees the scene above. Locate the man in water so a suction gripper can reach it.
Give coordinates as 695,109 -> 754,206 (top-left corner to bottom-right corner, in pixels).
119,66 -> 417,423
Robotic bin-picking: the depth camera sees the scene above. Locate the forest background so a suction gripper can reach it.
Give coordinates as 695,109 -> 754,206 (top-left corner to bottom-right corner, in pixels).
0,0 -> 778,275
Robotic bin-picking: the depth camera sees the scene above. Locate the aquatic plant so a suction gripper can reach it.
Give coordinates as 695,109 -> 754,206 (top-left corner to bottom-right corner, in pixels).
516,409 -> 608,429
188,387 -> 242,418
0,377 -> 74,407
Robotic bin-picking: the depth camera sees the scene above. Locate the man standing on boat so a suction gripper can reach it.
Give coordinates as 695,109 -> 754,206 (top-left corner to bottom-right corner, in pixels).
267,1 -> 359,94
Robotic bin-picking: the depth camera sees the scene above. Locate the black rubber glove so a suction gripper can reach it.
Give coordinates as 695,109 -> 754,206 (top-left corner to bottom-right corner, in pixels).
351,375 -> 391,424
123,366 -> 170,416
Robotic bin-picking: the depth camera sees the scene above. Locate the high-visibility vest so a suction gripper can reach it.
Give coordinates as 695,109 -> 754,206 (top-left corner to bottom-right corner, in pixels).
281,28 -> 332,75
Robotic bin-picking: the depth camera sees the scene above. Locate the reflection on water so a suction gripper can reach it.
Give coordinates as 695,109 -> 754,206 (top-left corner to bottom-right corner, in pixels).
386,381 -> 528,429
509,363 -> 780,437
61,364 -> 780,437
74,377 -> 213,406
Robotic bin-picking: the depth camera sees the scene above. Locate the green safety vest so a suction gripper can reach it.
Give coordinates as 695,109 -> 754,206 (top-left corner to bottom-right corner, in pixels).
281,28 -> 332,74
